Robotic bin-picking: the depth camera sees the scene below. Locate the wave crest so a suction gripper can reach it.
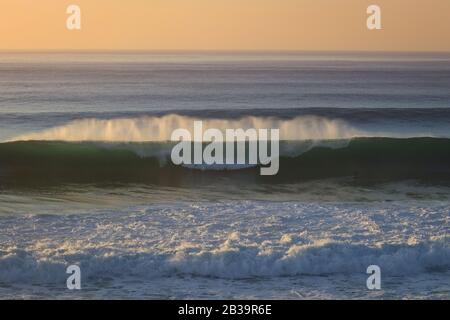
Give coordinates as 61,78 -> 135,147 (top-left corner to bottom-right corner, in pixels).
11,115 -> 364,142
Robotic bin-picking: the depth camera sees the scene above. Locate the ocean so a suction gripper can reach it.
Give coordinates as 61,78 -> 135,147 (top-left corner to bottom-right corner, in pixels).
0,52 -> 449,299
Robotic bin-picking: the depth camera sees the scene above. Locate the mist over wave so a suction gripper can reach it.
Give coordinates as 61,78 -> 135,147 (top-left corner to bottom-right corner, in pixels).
10,115 -> 366,142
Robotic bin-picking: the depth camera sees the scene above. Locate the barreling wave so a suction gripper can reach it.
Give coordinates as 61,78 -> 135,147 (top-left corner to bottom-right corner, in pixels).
1,137 -> 450,186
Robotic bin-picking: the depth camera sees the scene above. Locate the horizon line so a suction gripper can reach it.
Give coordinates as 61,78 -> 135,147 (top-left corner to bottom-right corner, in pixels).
1,49 -> 450,54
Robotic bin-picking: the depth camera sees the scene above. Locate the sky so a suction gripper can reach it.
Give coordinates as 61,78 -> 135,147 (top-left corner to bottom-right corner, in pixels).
1,0 -> 449,52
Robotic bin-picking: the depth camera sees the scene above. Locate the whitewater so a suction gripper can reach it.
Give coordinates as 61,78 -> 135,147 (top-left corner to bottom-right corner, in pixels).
0,201 -> 448,299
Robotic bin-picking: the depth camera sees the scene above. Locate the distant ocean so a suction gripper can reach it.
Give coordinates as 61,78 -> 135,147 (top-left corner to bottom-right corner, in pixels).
0,52 -> 449,299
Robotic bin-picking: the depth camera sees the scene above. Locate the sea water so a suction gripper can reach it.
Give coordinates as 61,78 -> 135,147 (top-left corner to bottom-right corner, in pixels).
0,52 -> 449,299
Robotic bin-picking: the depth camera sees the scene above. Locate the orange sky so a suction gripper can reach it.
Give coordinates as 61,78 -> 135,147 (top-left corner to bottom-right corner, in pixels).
1,0 -> 449,51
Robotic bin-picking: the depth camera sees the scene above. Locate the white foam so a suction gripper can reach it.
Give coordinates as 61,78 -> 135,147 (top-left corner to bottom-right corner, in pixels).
0,237 -> 448,284
0,201 -> 448,284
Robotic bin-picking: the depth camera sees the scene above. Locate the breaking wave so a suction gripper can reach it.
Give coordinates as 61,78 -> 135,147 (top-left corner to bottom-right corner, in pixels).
0,238 -> 448,283
10,115 -> 365,142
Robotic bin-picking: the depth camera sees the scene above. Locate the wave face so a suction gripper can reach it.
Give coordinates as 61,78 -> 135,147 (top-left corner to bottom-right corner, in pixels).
1,137 -> 450,186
